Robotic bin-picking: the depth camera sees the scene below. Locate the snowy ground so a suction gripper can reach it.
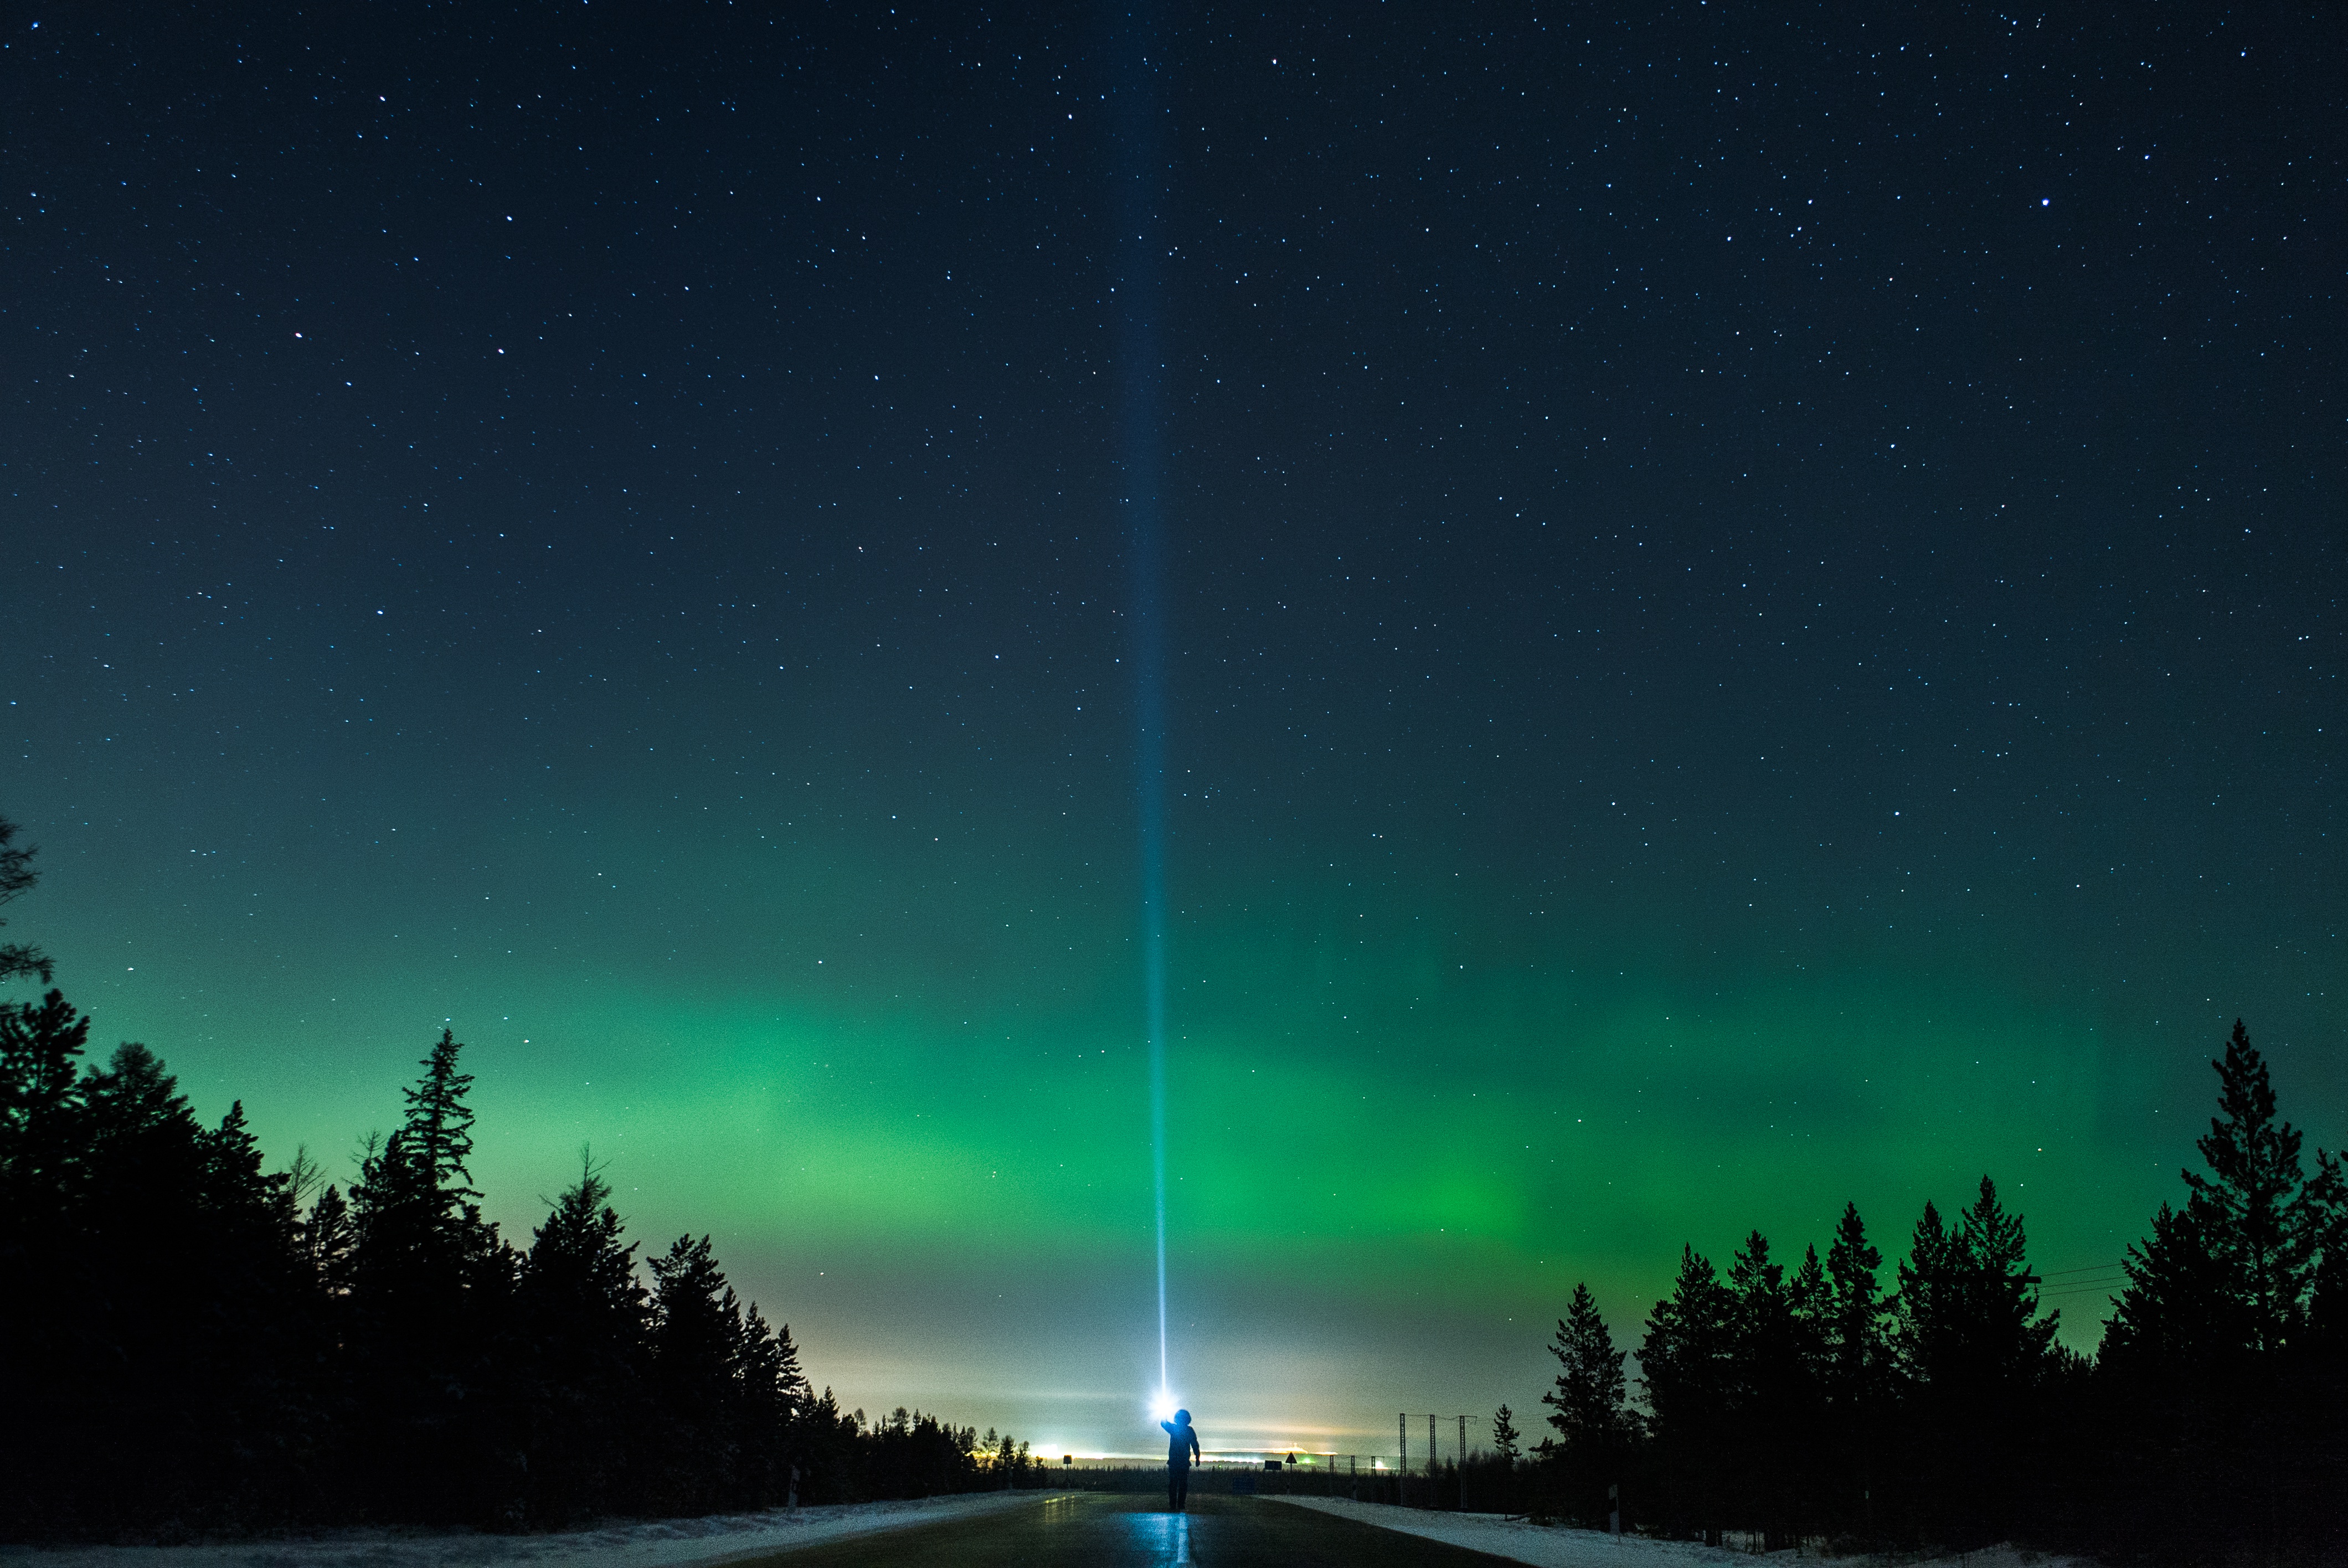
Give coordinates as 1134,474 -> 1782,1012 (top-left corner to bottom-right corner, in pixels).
0,1492 -> 1053,1568
1269,1497 -> 2099,1568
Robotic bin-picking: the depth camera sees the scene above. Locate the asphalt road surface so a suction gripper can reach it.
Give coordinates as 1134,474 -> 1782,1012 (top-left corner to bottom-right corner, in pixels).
732,1493 -> 1527,1567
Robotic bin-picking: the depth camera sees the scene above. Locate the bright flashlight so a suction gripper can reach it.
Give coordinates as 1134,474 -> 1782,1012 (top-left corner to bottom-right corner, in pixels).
1151,1390 -> 1178,1424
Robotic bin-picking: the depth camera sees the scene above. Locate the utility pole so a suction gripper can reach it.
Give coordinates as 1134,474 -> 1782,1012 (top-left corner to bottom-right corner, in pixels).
1399,1414 -> 1408,1505
1458,1414 -> 1468,1514
1428,1414 -> 1437,1507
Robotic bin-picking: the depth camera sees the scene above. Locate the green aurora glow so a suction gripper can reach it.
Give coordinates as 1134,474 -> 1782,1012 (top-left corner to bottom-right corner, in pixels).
17,757 -> 2339,1454
8,0 -> 2342,1464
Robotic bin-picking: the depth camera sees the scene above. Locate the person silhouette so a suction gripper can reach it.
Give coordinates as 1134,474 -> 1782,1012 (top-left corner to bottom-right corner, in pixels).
1160,1408 -> 1201,1511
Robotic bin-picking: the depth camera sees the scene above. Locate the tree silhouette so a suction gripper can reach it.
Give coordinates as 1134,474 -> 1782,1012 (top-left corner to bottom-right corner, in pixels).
1543,1282 -> 1628,1521
0,814 -> 52,988
516,1155 -> 648,1524
11,813 -> 2339,1549
343,1033 -> 517,1521
0,988 -> 90,1205
1491,1404 -> 1522,1466
401,1028 -> 481,1200
733,1300 -> 810,1505
1726,1232 -> 1824,1546
1822,1202 -> 1887,1406
0,815 -> 1060,1537
1820,1203 -> 1888,1532
1640,1246 -> 1734,1543
646,1234 -> 744,1513
2097,1020 -> 2348,1554
1890,1178 -> 2057,1543
2183,1020 -> 2315,1354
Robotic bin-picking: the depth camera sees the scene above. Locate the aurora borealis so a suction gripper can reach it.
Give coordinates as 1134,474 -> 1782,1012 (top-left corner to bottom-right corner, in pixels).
7,4 -> 2342,1459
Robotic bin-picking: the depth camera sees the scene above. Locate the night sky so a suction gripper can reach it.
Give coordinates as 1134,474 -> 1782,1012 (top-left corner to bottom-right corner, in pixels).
7,3 -> 2343,1459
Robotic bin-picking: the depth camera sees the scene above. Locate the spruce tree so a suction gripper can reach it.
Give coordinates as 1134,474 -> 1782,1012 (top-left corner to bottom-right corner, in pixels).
401,1029 -> 481,1200
1491,1404 -> 1522,1466
733,1302 -> 808,1507
304,1182 -> 356,1294
1822,1201 -> 1886,1406
0,987 -> 90,1208
1956,1175 -> 2058,1382
1725,1230 -> 1815,1547
1820,1203 -> 1888,1536
1890,1179 -> 2055,1544
0,994 -> 97,1533
2183,1020 -> 2314,1354
647,1234 -> 744,1512
2099,1021 -> 2348,1554
1543,1282 -> 1628,1520
59,1044 -> 312,1530
1892,1199 -> 1958,1385
2106,1200 -> 2236,1370
1640,1246 -> 1734,1542
0,814 -> 52,988
517,1156 -> 648,1522
342,1032 -> 517,1523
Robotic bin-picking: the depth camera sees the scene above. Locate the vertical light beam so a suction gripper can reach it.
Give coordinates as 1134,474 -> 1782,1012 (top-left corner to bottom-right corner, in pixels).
1109,2 -> 1171,1412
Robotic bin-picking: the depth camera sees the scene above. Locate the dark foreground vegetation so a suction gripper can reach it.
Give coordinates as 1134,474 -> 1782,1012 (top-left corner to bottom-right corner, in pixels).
1520,1021 -> 2345,1562
4,816 -> 2342,1557
0,819 -> 1043,1539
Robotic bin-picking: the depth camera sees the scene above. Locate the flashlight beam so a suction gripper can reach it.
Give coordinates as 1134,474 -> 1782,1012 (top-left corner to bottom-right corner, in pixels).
1114,0 -> 1173,1421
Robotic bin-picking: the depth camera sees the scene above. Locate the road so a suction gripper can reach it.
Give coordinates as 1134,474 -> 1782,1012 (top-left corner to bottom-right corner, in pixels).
732,1493 -> 1528,1567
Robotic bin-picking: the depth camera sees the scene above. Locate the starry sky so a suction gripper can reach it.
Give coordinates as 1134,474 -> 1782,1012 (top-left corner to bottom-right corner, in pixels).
6,3 -> 2343,1459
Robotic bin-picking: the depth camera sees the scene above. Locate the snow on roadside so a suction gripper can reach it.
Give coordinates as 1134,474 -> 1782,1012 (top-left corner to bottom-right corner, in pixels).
0,1492 -> 1053,1568
1269,1497 -> 2100,1568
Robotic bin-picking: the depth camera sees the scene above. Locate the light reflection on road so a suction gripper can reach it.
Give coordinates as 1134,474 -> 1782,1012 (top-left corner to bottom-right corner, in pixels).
1118,1508 -> 1194,1565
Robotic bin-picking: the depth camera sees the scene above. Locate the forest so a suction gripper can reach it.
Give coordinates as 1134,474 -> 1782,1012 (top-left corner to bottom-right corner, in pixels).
1521,1020 -> 2346,1560
0,819 -> 1042,1538
3,813 -> 2341,1555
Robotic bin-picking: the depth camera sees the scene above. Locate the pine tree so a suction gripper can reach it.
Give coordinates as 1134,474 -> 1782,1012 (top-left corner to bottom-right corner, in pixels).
2290,1148 -> 2347,1299
1724,1230 -> 1817,1547
1956,1175 -> 2058,1381
1892,1199 -> 1957,1385
0,996 -> 97,1533
733,1301 -> 807,1507
304,1182 -> 356,1293
1491,1404 -> 1522,1466
647,1234 -> 745,1512
2294,1183 -> 2348,1517
2183,1020 -> 2314,1354
1890,1179 -> 2056,1544
2098,1022 -> 2348,1554
1543,1281 -> 1628,1520
401,1029 -> 480,1200
2105,1201 -> 2235,1370
517,1156 -> 648,1522
342,1031 -> 518,1523
1789,1244 -> 1832,1390
349,1032 -> 503,1294
70,1045 -> 299,1529
1819,1203 -> 1888,1536
0,814 -> 52,988
1640,1246 -> 1735,1542
1822,1202 -> 1886,1406
0,987 -> 90,1209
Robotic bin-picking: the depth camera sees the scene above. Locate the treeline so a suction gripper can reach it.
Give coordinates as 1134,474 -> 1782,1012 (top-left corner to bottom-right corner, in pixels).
0,817 -> 1053,1539
0,994 -> 1045,1538
1530,1022 -> 2346,1558
0,1001 -> 1046,1538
